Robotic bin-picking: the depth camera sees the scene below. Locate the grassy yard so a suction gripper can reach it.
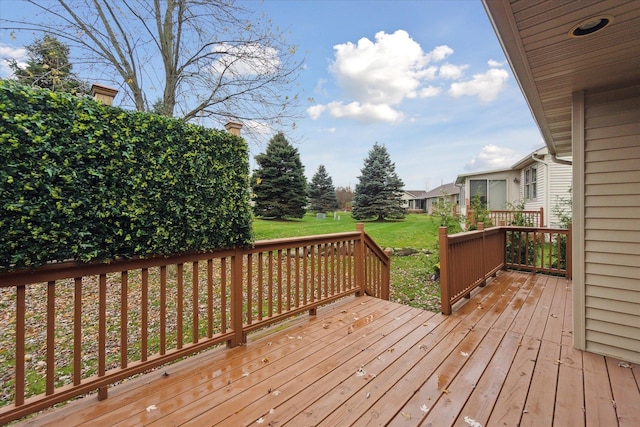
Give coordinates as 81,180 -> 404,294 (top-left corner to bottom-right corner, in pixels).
253,212 -> 443,312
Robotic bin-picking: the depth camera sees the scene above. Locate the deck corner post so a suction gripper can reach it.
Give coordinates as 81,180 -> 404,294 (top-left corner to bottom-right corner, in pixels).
438,227 -> 452,315
230,250 -> 245,347
540,207 -> 544,227
567,223 -> 573,279
355,223 -> 366,297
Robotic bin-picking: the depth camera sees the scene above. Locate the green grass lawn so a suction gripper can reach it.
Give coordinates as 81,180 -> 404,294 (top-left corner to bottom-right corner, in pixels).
253,212 -> 443,312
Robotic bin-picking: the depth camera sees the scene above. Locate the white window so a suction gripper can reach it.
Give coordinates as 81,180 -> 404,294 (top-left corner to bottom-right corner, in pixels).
524,166 -> 537,200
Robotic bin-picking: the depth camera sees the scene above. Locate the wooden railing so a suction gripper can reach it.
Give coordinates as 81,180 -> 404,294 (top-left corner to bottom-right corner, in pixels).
0,224 -> 389,424
489,207 -> 544,227
439,223 -> 571,314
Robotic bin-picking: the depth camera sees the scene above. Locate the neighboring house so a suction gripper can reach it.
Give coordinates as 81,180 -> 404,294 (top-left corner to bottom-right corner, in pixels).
401,190 -> 428,211
423,182 -> 460,214
511,146 -> 572,227
455,167 -> 520,216
483,1 -> 639,363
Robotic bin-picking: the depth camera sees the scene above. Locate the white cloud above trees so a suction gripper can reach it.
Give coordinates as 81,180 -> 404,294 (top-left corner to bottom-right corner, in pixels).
307,30 -> 510,122
464,144 -> 521,171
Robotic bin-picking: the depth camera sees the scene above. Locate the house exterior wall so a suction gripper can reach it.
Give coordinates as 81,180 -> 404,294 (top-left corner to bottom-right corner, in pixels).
519,152 -> 572,227
574,84 -> 640,364
459,171 -> 519,213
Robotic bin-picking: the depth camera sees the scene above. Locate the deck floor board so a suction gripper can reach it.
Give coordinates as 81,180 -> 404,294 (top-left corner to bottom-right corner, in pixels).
17,271 -> 640,427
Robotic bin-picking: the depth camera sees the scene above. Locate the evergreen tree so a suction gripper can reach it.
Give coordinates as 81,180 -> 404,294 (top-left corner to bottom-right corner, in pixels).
8,35 -> 89,95
352,143 -> 406,221
308,165 -> 338,213
251,133 -> 307,219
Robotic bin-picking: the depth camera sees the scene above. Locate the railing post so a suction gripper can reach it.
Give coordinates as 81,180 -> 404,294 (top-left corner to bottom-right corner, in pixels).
355,223 -> 366,296
539,207 -> 544,228
229,250 -> 245,347
382,248 -> 391,300
439,227 -> 451,315
567,223 -> 572,279
477,222 -> 487,287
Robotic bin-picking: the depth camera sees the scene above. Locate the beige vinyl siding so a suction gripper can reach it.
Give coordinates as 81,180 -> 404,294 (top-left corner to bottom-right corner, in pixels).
547,160 -> 572,227
581,83 -> 640,363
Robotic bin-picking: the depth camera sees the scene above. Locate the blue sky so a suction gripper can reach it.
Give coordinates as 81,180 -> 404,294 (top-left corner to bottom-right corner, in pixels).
0,0 -> 544,190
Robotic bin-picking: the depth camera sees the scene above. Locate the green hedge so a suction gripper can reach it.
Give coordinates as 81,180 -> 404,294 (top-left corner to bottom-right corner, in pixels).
0,80 -> 253,271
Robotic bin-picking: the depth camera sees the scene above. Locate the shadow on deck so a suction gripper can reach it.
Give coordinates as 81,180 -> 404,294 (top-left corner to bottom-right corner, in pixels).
16,271 -> 640,426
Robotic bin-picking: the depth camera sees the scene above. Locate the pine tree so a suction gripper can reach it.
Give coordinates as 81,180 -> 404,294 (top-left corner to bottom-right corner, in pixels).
308,165 -> 338,214
251,133 -> 307,219
352,143 -> 406,221
8,35 -> 89,95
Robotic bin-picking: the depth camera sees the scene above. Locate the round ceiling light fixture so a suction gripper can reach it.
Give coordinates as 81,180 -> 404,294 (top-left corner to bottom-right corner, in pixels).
570,15 -> 614,37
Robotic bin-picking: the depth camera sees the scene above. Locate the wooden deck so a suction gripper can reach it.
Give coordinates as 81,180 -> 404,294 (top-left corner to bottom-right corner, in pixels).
15,271 -> 640,426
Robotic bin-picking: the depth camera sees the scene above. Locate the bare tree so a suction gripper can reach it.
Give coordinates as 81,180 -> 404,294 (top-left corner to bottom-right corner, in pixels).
2,0 -> 303,134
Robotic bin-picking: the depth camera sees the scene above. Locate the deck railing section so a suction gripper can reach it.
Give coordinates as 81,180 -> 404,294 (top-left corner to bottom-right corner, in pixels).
439,223 -> 571,314
0,224 -> 389,424
489,207 -> 544,227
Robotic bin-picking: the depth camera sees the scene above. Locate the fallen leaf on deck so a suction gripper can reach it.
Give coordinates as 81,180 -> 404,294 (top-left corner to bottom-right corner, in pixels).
460,351 -> 469,357
401,411 -> 412,419
618,361 -> 630,368
464,416 -> 482,427
256,417 -> 265,424
322,324 -> 330,329
420,404 -> 429,413
146,404 -> 157,412
272,390 -> 281,396
555,360 -> 563,365
262,358 -> 269,363
476,303 -> 484,309
355,367 -> 366,377
242,372 -> 250,377
366,392 -> 371,399
388,348 -> 395,353
550,314 -> 558,318
269,408 -> 275,414
442,389 -> 450,394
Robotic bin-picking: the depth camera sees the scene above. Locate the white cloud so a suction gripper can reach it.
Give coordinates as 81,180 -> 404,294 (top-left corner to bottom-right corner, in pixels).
209,42 -> 280,76
439,63 -> 468,80
330,30 -> 449,106
243,119 -> 272,135
464,144 -> 521,171
488,59 -> 505,68
326,101 -> 403,123
307,104 -> 327,120
448,68 -> 509,102
418,86 -> 441,98
0,43 -> 27,78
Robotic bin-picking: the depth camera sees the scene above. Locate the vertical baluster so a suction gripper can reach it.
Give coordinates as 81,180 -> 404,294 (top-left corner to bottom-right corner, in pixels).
98,274 -> 107,400
286,248 -> 291,311
277,249 -> 283,314
246,254 -> 253,325
330,243 -> 335,295
192,262 -> 199,344
268,252 -> 273,317
177,263 -> 184,349
310,247 -> 315,303
121,271 -> 128,367
221,258 -> 227,333
207,259 -> 214,337
160,266 -> 166,355
15,284 -> 26,406
318,244 -> 323,299
46,281 -> 55,396
257,253 -> 264,321
294,249 -> 300,308
141,268 -> 148,360
302,247 -> 308,305
73,277 -> 82,386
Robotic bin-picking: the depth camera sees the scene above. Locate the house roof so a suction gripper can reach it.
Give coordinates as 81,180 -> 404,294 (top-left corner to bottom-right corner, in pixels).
424,182 -> 460,199
482,0 -> 640,158
455,167 -> 514,185
403,190 -> 428,199
511,146 -> 547,170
